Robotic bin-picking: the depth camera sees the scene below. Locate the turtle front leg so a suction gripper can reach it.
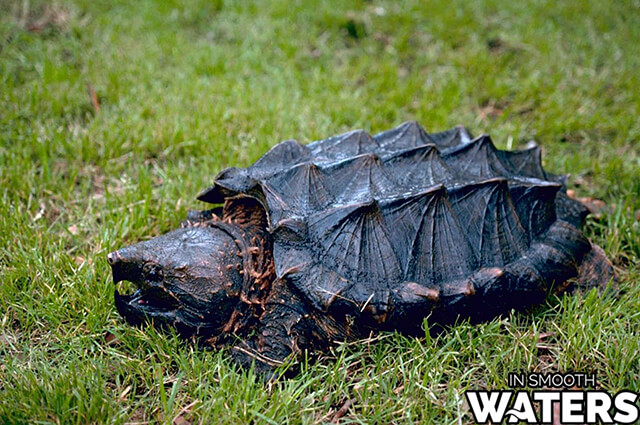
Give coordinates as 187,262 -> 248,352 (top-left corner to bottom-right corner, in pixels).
229,278 -> 350,377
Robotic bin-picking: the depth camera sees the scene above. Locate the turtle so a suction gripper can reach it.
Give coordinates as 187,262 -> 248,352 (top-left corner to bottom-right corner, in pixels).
108,121 -> 614,375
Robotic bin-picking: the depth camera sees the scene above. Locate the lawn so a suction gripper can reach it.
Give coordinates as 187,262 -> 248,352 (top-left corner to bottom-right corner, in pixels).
1,0 -> 639,423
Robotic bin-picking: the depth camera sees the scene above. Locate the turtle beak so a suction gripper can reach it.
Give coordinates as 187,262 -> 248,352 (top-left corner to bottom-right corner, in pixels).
108,247 -> 143,325
108,245 -> 158,321
107,251 -> 126,284
107,246 -> 147,284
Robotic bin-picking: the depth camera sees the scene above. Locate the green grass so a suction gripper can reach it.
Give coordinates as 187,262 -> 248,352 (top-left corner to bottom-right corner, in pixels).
1,0 -> 639,423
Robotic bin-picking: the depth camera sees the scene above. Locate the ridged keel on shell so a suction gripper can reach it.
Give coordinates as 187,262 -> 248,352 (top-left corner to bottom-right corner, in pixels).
308,130 -> 380,165
195,121 -> 608,328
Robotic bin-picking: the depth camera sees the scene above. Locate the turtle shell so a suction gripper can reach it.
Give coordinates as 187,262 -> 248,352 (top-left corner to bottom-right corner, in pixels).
198,122 -> 591,327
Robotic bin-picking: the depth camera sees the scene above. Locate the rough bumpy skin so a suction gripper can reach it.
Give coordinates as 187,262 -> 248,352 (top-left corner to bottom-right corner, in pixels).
109,121 -> 614,375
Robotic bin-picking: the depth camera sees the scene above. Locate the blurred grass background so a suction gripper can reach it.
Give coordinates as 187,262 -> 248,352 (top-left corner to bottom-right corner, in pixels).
1,0 -> 639,423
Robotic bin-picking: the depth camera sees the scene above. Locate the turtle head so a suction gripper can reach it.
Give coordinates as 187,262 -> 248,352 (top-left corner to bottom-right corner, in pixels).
109,225 -> 245,337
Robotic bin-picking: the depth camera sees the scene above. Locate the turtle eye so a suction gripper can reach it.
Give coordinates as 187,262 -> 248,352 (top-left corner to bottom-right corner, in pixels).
143,262 -> 164,282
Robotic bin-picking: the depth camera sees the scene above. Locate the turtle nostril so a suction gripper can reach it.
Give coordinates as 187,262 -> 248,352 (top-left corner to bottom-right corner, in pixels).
107,251 -> 118,266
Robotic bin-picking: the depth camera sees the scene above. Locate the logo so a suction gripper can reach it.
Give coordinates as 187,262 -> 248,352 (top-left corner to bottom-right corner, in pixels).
465,373 -> 639,424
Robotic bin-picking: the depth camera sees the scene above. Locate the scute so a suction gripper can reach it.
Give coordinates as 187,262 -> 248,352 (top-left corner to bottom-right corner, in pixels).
249,139 -> 311,179
323,153 -> 395,204
306,200 -> 402,284
449,179 -> 530,267
261,162 -> 333,225
308,130 -> 379,164
382,145 -> 454,187
199,122 -> 592,317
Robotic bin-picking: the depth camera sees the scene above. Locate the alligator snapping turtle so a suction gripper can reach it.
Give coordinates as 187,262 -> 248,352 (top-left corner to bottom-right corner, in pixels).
108,121 -> 613,374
